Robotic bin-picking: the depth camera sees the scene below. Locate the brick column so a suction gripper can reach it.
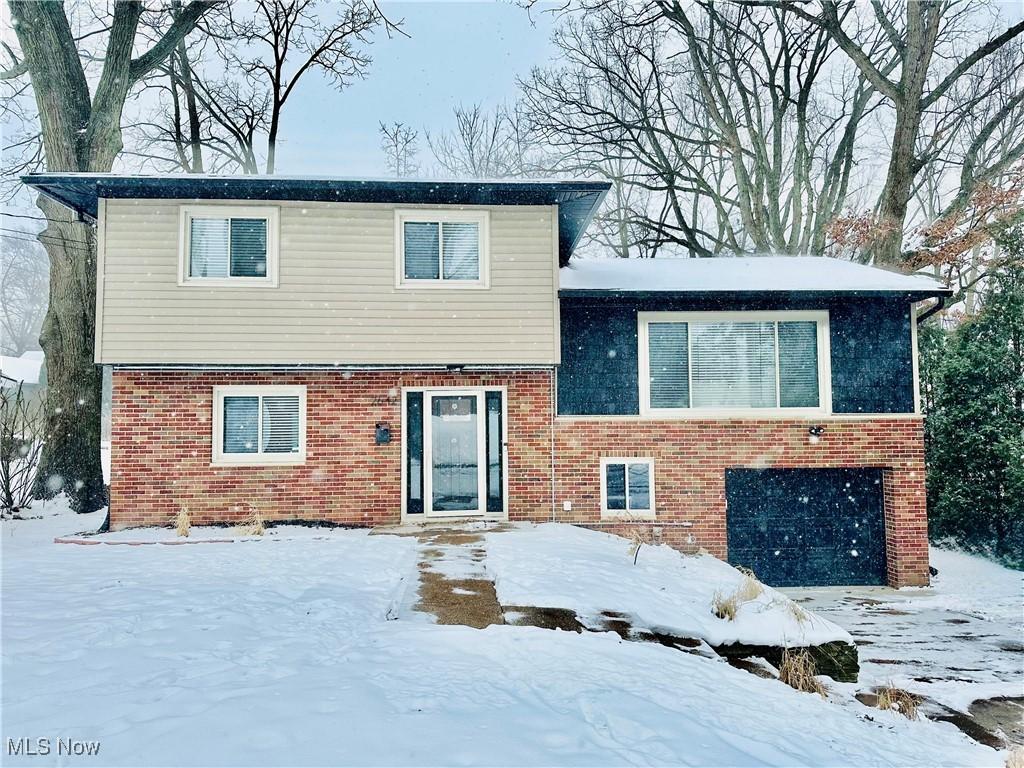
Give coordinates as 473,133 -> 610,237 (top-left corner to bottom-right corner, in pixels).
883,466 -> 930,587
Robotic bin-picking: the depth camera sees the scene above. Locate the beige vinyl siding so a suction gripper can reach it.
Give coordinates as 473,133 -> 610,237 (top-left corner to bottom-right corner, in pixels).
98,199 -> 558,365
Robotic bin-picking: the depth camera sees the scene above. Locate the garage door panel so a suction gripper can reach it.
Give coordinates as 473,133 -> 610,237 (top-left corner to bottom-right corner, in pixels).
725,468 -> 887,587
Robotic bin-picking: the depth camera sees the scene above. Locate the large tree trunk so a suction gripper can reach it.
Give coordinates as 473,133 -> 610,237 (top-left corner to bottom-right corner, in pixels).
11,0 -> 214,512
11,1 -> 105,512
871,103 -> 924,266
30,197 -> 106,512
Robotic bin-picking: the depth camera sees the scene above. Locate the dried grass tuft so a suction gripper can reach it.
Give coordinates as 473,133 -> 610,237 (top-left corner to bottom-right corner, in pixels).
876,684 -> 919,720
175,507 -> 191,538
1005,747 -> 1024,768
787,601 -> 810,624
711,568 -> 766,621
236,505 -> 265,536
778,649 -> 827,697
734,573 -> 764,603
711,590 -> 739,621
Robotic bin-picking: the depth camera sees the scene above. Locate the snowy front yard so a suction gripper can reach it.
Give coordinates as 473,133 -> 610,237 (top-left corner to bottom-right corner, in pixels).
1,504 -> 1009,767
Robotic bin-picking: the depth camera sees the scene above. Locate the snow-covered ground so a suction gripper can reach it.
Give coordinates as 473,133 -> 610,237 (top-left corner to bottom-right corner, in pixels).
788,548 -> 1024,716
1,503 -> 1006,767
486,523 -> 849,648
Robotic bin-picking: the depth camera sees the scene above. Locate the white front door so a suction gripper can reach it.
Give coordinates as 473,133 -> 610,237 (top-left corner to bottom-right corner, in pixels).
424,390 -> 486,517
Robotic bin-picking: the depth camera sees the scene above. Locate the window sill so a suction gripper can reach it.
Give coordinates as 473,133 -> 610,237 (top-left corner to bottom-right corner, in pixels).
395,280 -> 489,290
601,510 -> 656,521
212,455 -> 305,468
641,408 -> 829,419
179,278 -> 279,288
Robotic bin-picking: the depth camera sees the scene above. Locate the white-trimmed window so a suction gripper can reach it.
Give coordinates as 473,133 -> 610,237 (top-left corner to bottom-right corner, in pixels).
212,385 -> 306,465
395,210 -> 489,287
601,458 -> 655,518
179,206 -> 279,286
639,311 -> 830,416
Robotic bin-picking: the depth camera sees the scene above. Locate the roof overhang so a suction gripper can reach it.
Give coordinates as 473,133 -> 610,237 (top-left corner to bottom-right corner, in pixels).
21,173 -> 610,264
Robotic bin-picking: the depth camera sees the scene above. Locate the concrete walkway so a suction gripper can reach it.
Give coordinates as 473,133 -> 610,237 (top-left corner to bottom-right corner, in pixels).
786,584 -> 1024,748
412,527 -> 505,628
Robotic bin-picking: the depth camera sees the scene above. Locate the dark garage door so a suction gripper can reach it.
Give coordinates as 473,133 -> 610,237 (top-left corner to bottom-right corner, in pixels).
725,468 -> 887,587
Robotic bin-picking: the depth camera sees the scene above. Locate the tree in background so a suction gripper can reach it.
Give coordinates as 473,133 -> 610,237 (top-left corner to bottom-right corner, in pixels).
379,121 -> 420,178
0,235 -> 48,356
131,0 -> 393,174
523,0 -> 1024,262
426,103 -> 541,179
923,228 -> 1024,567
4,1 -> 219,513
732,0 -> 1024,265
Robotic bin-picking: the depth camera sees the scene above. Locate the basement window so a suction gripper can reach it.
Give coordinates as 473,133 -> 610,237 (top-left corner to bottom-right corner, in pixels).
213,385 -> 305,465
601,458 -> 655,519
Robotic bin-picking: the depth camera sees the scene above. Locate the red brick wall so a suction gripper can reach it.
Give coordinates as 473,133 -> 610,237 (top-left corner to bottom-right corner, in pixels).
111,370 -> 928,587
109,370 -> 554,530
551,417 -> 929,587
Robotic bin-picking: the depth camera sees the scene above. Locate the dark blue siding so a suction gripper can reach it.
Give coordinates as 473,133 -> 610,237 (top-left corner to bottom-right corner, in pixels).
559,303 -> 639,415
829,301 -> 915,414
557,295 -> 915,415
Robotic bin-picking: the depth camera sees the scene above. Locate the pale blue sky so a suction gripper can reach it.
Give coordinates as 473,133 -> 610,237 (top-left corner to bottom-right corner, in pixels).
273,1 -> 558,176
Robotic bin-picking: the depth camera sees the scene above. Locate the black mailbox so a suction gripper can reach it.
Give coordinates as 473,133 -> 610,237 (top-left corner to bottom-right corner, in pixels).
375,422 -> 391,445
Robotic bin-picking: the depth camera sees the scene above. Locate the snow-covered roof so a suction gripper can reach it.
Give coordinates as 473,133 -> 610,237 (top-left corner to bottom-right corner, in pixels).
559,256 -> 950,297
0,351 -> 44,385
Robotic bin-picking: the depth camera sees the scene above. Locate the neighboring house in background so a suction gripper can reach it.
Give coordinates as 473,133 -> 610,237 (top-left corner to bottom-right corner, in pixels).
23,173 -> 950,587
0,350 -> 44,388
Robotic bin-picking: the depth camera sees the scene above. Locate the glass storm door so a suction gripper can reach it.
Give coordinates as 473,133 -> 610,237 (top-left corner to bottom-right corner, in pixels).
425,392 -> 486,516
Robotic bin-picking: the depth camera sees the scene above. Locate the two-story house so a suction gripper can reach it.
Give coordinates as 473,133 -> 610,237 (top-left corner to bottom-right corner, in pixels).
24,173 -> 950,587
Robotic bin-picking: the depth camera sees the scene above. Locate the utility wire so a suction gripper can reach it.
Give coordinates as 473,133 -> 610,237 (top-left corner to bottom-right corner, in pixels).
0,212 -> 52,222
0,231 -> 92,254
0,226 -> 92,246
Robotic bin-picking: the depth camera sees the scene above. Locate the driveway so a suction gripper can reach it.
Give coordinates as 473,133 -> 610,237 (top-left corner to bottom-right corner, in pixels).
785,548 -> 1024,748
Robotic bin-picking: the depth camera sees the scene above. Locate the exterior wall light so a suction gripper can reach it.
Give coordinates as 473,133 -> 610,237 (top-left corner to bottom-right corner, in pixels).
808,425 -> 825,445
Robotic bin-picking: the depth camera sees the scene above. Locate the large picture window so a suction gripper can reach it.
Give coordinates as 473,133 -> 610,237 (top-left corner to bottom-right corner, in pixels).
179,206 -> 279,286
212,385 -> 306,465
640,311 -> 829,415
395,210 -> 489,288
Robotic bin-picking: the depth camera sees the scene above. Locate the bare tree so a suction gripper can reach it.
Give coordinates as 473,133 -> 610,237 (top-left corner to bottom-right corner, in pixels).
131,0 -> 392,175
4,0 -> 219,512
0,383 -> 45,517
0,234 -> 48,356
521,9 -> 727,257
727,0 -> 1024,264
426,103 -> 541,179
522,1 -> 884,257
379,121 -> 420,178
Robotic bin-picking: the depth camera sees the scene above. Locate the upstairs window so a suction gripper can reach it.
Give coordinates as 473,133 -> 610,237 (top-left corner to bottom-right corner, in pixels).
641,311 -> 829,415
396,210 -> 489,287
213,385 -> 305,465
180,206 -> 279,286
